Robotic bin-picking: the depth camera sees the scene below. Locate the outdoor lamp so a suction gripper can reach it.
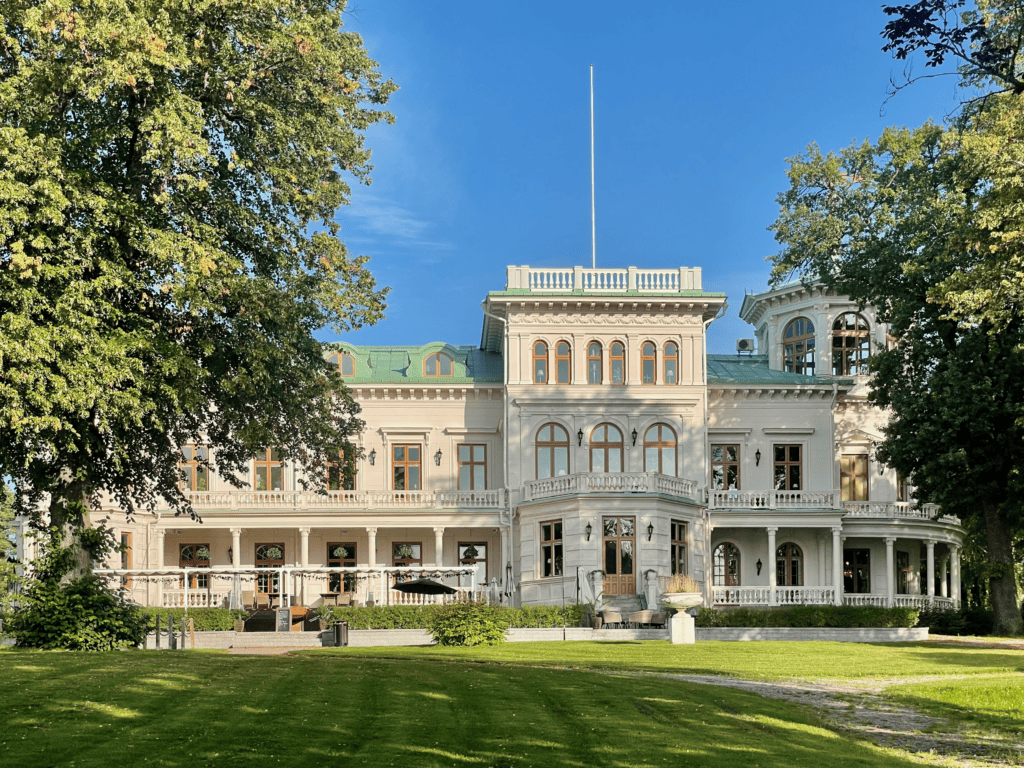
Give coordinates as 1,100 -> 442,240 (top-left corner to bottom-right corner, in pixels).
228,546 -> 233,565
577,428 -> 584,446
646,522 -> 654,541
631,427 -> 638,446
368,449 -> 376,465
585,522 -> 593,541
434,448 -> 442,466
755,449 -> 761,466
756,559 -> 763,575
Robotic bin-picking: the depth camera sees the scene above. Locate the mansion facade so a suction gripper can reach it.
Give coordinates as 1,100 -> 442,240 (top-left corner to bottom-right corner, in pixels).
17,265 -> 965,612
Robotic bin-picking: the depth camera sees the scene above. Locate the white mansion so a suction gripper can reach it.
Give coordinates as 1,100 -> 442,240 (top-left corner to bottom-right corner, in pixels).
18,265 -> 965,612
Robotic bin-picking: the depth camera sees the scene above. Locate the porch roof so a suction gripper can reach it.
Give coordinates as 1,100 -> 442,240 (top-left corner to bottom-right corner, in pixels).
707,355 -> 851,387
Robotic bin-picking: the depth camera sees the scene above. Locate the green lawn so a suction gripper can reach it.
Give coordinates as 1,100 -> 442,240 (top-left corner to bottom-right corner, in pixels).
885,674 -> 1024,736
0,649 -> 922,768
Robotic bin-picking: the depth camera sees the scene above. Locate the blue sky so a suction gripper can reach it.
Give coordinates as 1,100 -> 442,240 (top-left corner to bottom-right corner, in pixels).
324,2 -> 961,354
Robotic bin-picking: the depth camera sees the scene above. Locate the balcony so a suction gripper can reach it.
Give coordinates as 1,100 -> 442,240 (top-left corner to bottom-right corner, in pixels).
523,472 -> 700,503
711,587 -> 955,609
180,489 -> 507,511
841,502 -> 960,525
709,490 -> 839,510
506,265 -> 703,293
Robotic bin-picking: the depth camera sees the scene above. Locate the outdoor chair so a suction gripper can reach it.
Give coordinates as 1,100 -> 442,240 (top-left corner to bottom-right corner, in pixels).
649,612 -> 667,627
254,592 -> 271,611
601,610 -> 622,628
628,609 -> 653,628
241,590 -> 255,611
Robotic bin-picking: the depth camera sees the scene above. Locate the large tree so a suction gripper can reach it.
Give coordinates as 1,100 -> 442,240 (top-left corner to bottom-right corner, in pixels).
0,2 -> 393,545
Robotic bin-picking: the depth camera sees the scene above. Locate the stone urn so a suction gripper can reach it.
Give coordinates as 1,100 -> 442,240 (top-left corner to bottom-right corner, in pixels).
660,592 -> 703,610
660,592 -> 702,645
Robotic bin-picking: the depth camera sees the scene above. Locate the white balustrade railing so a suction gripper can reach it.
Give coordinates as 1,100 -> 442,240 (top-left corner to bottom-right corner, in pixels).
842,502 -> 960,524
181,488 -> 505,511
775,586 -> 836,605
708,490 -> 838,510
161,590 -> 231,608
893,595 -> 955,609
842,594 -> 888,607
505,265 -> 702,293
712,587 -> 770,605
524,472 -> 698,502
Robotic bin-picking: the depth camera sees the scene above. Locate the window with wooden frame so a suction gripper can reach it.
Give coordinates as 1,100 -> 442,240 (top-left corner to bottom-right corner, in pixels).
641,341 -> 657,384
392,542 -> 422,583
179,445 -> 209,491
424,351 -> 453,377
832,313 -> 871,376
458,542 -> 487,581
255,543 -> 285,596
590,423 -> 623,473
120,532 -> 132,588
843,548 -> 870,593
536,423 -> 569,479
670,520 -> 687,576
327,543 -> 356,593
840,454 -> 868,501
773,445 -> 802,491
327,350 -> 355,377
540,520 -> 563,578
532,341 -> 548,384
897,473 -> 910,503
554,341 -> 571,384
457,444 -> 486,490
783,317 -> 815,375
664,342 -> 679,384
179,543 -> 211,589
587,341 -> 602,384
326,450 -> 355,491
711,444 -> 740,490
776,543 -> 803,586
712,542 -> 740,586
254,448 -> 283,491
897,550 -> 911,594
644,424 -> 676,475
609,341 -> 625,384
392,444 -> 421,490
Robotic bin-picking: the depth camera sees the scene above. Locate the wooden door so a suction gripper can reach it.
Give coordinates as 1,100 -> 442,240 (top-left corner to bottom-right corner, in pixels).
602,517 -> 636,595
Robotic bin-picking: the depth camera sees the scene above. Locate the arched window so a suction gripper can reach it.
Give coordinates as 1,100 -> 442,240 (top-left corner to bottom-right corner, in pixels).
783,317 -> 815,375
424,352 -> 453,377
328,350 -> 355,377
555,341 -> 571,384
536,423 -> 569,479
664,342 -> 678,384
776,543 -> 803,586
533,341 -> 548,384
587,342 -> 602,384
643,424 -> 676,475
713,543 -> 741,586
641,342 -> 657,384
832,313 -> 870,375
590,423 -> 623,473
610,342 -> 625,384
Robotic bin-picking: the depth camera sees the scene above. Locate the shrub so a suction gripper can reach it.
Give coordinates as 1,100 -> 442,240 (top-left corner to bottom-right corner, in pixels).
327,603 -> 587,630
429,600 -> 507,646
143,608 -> 248,632
917,606 -> 995,636
693,605 -> 919,629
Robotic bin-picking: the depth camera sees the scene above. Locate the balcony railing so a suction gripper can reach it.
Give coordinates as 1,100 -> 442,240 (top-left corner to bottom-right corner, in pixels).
841,502 -> 960,525
708,490 -> 839,510
179,489 -> 506,511
523,472 -> 699,502
712,586 -> 837,606
506,265 -> 703,293
845,594 -> 955,609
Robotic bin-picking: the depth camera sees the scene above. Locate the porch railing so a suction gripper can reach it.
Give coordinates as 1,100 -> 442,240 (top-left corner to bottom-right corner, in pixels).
506,265 -> 703,293
708,490 -> 839,510
712,586 -> 836,606
775,586 -> 837,605
712,587 -> 771,606
180,488 -> 506,511
524,472 -> 698,502
162,590 -> 231,608
841,502 -> 960,525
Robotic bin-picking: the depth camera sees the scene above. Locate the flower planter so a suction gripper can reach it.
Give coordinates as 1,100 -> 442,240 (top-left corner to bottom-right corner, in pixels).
661,592 -> 703,610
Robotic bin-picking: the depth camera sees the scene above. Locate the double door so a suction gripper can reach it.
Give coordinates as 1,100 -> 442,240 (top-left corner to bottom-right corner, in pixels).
602,517 -> 635,595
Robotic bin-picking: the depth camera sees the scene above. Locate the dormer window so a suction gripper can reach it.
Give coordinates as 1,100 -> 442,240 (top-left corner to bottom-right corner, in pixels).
424,352 -> 453,377
783,318 -> 815,375
328,350 -> 355,377
832,313 -> 870,376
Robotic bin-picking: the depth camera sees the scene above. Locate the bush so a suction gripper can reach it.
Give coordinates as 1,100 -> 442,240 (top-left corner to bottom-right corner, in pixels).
917,606 -> 995,636
327,603 -> 587,630
429,600 -> 507,646
143,608 -> 248,632
693,605 -> 919,629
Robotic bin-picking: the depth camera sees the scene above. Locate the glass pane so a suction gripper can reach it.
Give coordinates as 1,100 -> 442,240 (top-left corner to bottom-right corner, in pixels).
439,356 -> 452,375
394,446 -> 405,462
271,466 -> 282,490
394,466 -> 406,490
620,518 -> 634,536
711,445 -> 723,462
473,445 -> 484,461
459,445 -> 470,461
557,359 -> 569,383
181,470 -> 193,490
646,447 -> 659,472
789,465 -> 800,490
608,448 -> 621,473
342,354 -> 354,375
255,467 -> 267,491
664,447 -> 675,476
541,523 -> 551,542
725,446 -> 738,462
592,448 -> 605,472
620,541 -> 633,574
196,467 -> 209,491
725,465 -> 738,488
603,518 -> 617,536
553,544 -> 563,575
538,447 -> 551,479
712,466 -> 724,488
425,355 -> 437,375
774,466 -> 786,490
458,465 -> 471,490
788,445 -> 800,462
588,360 -> 600,383
409,446 -> 420,461
270,448 -> 281,461
665,360 -> 676,383
643,359 -> 655,384
774,445 -> 785,462
611,360 -> 623,384
473,465 -> 485,489
553,522 -> 562,540
535,360 -> 546,383
181,445 -> 193,462
408,466 -> 420,490
605,541 -> 617,573
553,447 -> 568,476
557,342 -> 569,356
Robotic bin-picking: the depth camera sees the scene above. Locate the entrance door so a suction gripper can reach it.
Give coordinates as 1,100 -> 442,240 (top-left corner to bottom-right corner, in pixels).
602,517 -> 635,595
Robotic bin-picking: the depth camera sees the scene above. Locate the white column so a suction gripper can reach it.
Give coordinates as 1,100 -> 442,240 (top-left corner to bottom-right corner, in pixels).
230,528 -> 241,566
885,537 -> 895,608
299,528 -> 310,605
926,540 -> 936,599
500,526 -> 510,594
831,528 -> 843,606
155,529 -> 166,607
939,554 -> 948,598
951,545 -> 961,608
366,527 -> 377,567
433,526 -> 445,568
766,527 -> 777,605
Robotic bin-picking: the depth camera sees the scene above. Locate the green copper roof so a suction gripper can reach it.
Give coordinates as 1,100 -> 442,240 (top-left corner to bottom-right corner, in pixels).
708,354 -> 847,386
328,342 -> 503,385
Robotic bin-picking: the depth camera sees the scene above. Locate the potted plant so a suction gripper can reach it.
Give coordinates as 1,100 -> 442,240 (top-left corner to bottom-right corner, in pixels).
660,573 -> 703,610
312,603 -> 335,630
394,544 -> 415,560
195,546 -> 211,561
332,545 -> 350,559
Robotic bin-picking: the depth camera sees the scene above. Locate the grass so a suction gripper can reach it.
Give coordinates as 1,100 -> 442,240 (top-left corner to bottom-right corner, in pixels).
885,675 -> 1024,736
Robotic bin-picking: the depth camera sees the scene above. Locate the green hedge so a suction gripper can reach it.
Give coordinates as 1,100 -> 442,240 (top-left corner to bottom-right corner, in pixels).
328,604 -> 588,630
694,605 -> 919,628
142,608 -> 248,632
916,606 -> 995,636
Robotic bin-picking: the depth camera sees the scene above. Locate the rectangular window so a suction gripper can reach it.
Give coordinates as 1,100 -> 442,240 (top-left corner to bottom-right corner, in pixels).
670,520 -> 687,576
897,473 -> 910,503
840,454 -> 868,501
179,445 -> 209,491
327,543 -> 356,593
254,448 -> 283,491
459,541 -> 487,582
540,520 -> 563,578
843,548 -> 870,594
120,532 -> 132,588
711,444 -> 740,490
896,550 -> 910,594
392,444 -> 421,490
458,445 -> 487,490
393,542 -> 422,584
255,543 -> 284,597
773,444 -> 802,491
327,451 -> 355,491
180,543 -> 211,589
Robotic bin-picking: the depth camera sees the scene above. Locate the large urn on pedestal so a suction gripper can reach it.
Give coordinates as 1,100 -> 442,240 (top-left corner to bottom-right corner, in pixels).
661,592 -> 703,645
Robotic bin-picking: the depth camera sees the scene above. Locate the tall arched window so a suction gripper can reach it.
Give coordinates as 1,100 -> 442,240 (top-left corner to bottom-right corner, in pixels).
783,318 -> 815,375
533,341 -> 548,384
643,424 -> 676,475
555,341 -> 571,384
664,342 -> 678,384
713,543 -> 741,586
536,423 -> 569,479
590,423 -> 624,473
587,341 -> 602,384
328,350 -> 355,377
610,342 -> 625,384
776,543 -> 803,586
832,313 -> 870,375
641,342 -> 657,384
424,352 -> 453,377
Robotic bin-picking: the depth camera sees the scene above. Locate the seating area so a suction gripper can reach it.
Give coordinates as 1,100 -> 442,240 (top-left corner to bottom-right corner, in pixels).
598,608 -> 667,629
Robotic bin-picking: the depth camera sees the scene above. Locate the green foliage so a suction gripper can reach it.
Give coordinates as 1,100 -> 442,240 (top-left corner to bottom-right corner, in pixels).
429,600 -> 507,647
0,484 -> 16,606
142,608 -> 248,632
693,606 -> 919,629
502,603 -> 588,628
326,603 -> 586,630
917,606 -> 997,636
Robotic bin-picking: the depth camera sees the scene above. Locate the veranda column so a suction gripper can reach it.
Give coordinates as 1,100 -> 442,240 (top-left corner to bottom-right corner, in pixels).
831,527 -> 843,606
500,526 -> 510,595
951,545 -> 961,608
366,527 -> 378,605
766,527 -> 777,606
939,554 -> 948,599
433,527 -> 445,568
230,528 -> 241,566
299,528 -> 310,606
155,528 -> 166,608
885,537 -> 896,608
926,540 -> 936,600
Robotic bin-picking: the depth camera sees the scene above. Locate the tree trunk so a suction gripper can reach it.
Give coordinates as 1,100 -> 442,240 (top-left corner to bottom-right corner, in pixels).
982,501 -> 1022,635
46,482 -> 92,579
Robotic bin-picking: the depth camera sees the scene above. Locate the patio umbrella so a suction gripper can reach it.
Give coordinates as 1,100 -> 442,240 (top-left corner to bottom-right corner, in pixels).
392,577 -> 457,595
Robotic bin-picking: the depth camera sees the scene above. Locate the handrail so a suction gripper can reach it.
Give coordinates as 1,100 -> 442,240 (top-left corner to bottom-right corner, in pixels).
505,265 -> 702,293
523,472 -> 699,502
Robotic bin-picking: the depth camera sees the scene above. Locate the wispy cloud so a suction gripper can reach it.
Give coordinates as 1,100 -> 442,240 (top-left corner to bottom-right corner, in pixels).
339,194 -> 451,251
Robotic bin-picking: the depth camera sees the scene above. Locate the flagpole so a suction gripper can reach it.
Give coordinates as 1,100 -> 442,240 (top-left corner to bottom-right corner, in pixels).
590,64 -> 596,270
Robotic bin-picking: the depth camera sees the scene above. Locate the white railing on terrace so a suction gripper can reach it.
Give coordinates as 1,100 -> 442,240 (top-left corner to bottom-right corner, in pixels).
162,589 -> 231,608
179,488 -> 506,511
841,502 -> 960,525
523,472 -> 699,502
709,490 -> 839,510
713,587 -> 770,606
712,586 -> 836,606
506,265 -> 702,293
776,586 -> 837,605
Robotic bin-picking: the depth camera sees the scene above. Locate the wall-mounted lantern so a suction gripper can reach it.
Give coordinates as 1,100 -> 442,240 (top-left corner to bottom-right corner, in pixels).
368,449 -> 376,466
434,448 -> 442,466
585,522 -> 593,541
646,522 -> 654,541
577,428 -> 584,446
631,427 -> 638,446
755,449 -> 761,466
756,558 -> 763,575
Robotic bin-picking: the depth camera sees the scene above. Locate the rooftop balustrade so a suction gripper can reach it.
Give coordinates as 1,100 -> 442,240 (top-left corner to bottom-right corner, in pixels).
505,265 -> 703,293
